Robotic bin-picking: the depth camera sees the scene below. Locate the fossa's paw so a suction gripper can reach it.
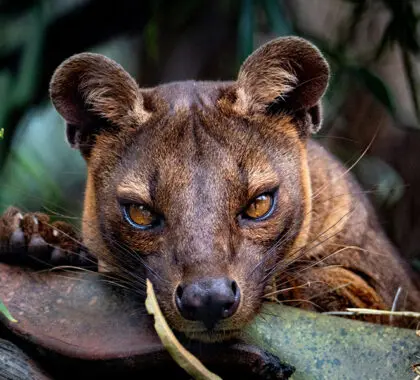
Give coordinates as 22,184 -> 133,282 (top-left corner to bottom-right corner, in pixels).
232,343 -> 295,380
0,206 -> 96,268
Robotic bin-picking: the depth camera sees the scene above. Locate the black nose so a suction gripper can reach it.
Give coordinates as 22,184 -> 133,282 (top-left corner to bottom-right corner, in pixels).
175,277 -> 240,329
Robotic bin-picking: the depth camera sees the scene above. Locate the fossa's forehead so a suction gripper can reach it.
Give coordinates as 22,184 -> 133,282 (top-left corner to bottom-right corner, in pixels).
116,110 -> 300,204
151,80 -> 233,113
120,116 -> 248,189
123,110 -> 275,175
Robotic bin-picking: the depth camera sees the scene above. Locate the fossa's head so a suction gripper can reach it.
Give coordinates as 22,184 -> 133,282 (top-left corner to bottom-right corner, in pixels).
50,37 -> 329,341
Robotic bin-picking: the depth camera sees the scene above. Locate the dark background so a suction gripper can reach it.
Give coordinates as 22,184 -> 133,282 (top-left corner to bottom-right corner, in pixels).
0,0 -> 419,278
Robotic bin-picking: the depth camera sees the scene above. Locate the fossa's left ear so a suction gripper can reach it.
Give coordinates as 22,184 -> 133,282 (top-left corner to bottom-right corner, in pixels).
234,36 -> 330,133
50,53 -> 150,157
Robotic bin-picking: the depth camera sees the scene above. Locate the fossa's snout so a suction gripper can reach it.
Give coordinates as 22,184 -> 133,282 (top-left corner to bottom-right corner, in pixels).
175,277 -> 240,329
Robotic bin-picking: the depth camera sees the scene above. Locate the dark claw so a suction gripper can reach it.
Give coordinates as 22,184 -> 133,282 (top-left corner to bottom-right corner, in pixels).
28,234 -> 51,261
50,247 -> 66,265
10,228 -> 26,250
9,212 -> 25,249
6,213 -> 25,260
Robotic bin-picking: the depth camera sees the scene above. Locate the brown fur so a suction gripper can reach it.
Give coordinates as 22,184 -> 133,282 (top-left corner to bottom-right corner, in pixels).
48,37 -> 420,341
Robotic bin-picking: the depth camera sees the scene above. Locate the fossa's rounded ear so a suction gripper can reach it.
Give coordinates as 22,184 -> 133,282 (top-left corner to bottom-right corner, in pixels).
49,53 -> 150,156
235,36 -> 329,133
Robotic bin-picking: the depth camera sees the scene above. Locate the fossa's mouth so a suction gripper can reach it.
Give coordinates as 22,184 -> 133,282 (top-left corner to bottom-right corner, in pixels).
180,328 -> 243,343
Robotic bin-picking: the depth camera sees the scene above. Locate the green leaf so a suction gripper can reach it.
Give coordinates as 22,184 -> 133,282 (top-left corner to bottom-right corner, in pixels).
0,128 -> 4,139
246,303 -> 420,380
349,67 -> 396,116
0,299 -> 17,323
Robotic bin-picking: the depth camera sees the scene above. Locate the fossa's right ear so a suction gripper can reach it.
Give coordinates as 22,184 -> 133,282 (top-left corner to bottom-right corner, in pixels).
50,53 -> 150,157
234,36 -> 329,134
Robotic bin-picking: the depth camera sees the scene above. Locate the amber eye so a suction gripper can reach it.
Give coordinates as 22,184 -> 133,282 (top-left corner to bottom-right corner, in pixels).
243,193 -> 274,220
123,204 -> 159,229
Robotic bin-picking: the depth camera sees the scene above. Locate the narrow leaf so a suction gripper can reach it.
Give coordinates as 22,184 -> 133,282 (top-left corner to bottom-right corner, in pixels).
237,0 -> 254,64
145,279 -> 222,380
0,299 -> 17,323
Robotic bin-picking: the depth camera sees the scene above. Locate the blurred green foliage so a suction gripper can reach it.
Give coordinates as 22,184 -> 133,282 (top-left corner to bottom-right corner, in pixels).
0,0 -> 419,266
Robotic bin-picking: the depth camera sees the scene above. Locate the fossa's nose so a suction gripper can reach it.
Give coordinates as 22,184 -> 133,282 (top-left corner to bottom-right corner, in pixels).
175,277 -> 240,329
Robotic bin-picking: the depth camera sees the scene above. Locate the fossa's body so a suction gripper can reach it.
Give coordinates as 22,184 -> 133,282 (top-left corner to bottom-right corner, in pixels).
1,37 -> 419,342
